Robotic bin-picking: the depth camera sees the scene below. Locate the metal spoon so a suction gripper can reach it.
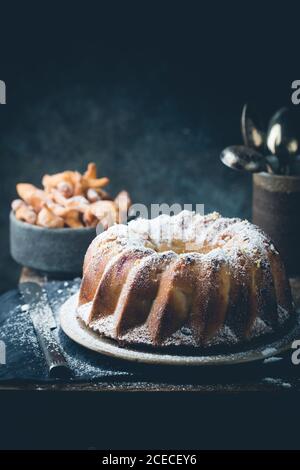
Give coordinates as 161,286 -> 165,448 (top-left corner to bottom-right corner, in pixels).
220,145 -> 266,173
265,155 -> 280,174
267,107 -> 300,173
241,103 -> 266,152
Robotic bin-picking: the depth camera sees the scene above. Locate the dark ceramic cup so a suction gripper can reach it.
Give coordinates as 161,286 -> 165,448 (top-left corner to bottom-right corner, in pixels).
10,212 -> 96,276
252,173 -> 300,277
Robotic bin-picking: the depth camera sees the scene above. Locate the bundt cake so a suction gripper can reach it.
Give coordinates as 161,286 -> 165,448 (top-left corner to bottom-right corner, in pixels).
77,211 -> 294,349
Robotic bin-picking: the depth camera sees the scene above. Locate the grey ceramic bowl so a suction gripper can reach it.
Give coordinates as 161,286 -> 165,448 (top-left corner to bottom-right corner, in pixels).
10,212 -> 96,276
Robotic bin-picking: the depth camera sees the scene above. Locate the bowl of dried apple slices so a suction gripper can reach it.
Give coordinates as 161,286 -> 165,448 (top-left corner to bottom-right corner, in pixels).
10,162 -> 131,276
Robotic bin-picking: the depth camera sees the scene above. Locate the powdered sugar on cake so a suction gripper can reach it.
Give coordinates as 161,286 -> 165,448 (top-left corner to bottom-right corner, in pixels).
77,211 -> 294,350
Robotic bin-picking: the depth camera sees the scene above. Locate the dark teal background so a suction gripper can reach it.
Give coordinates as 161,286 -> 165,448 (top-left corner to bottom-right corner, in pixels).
0,2 -> 298,293
1,1 -> 300,451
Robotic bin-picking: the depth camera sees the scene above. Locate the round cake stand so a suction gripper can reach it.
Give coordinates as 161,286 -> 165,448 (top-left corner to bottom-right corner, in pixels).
60,293 -> 300,367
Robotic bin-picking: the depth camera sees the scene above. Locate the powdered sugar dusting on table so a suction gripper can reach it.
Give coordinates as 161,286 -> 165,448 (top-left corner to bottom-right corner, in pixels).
0,280 -> 131,381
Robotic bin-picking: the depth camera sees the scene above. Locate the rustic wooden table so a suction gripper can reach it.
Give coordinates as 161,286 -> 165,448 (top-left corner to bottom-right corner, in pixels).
1,268 -> 299,392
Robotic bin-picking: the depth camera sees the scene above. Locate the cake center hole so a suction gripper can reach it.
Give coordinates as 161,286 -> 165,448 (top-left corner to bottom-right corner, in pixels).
151,239 -> 223,255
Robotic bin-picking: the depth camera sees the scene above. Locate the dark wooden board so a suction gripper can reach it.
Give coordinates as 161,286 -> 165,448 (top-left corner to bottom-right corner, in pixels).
0,268 -> 299,392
